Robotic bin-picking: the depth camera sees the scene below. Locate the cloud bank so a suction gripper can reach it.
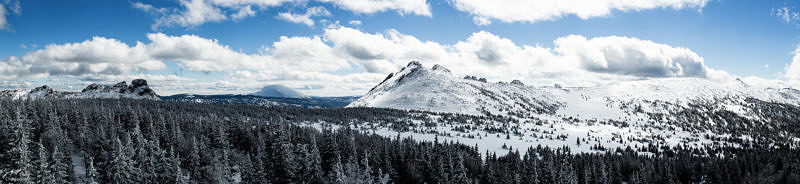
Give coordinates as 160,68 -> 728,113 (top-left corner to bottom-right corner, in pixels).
0,26 -> 732,95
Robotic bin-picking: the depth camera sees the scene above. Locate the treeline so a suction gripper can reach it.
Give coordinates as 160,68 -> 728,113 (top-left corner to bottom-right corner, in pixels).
0,99 -> 797,183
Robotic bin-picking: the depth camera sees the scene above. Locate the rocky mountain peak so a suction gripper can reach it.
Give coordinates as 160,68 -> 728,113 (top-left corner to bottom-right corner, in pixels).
406,61 -> 422,68
431,64 -> 450,73
735,78 -> 750,88
132,79 -> 148,88
32,85 -> 53,92
79,79 -> 157,99
113,81 -> 127,88
2,79 -> 158,100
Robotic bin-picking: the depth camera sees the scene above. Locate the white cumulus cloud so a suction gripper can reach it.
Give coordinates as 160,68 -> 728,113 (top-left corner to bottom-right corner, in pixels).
554,35 -> 708,78
472,16 -> 491,26
136,0 -> 431,29
0,37 -> 167,79
133,2 -> 168,15
150,0 -> 228,29
318,0 -> 431,16
449,0 -> 709,25
324,26 -> 450,73
231,5 -> 256,20
785,46 -> 800,80
276,6 -> 330,26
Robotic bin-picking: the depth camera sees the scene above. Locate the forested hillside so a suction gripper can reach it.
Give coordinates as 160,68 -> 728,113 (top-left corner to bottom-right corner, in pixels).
0,99 -> 797,183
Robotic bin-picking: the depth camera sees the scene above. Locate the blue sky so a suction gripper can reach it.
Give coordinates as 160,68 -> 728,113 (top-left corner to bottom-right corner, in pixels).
2,0 -> 800,96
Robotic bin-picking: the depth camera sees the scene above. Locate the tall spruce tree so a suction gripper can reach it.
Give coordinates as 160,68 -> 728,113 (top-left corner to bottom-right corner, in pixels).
9,117 -> 34,184
35,140 -> 55,184
86,157 -> 99,184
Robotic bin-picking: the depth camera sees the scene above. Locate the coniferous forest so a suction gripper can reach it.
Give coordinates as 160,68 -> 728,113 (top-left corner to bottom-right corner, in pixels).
0,99 -> 798,184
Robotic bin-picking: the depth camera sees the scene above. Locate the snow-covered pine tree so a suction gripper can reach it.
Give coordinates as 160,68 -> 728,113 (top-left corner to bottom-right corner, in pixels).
306,136 -> 323,183
361,152 -> 373,183
451,154 -> 470,184
329,154 -> 346,183
86,156 -> 99,184
187,137 -> 203,183
558,156 -> 577,184
35,140 -> 55,184
8,117 -> 34,184
271,125 -> 296,183
109,138 -> 135,184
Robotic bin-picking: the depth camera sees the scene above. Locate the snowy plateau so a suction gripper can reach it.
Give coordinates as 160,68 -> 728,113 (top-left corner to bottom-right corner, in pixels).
346,61 -> 800,155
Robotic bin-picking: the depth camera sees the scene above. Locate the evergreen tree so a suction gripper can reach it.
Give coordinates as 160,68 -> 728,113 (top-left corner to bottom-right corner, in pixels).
175,162 -> 190,184
306,136 -> 323,183
86,157 -> 99,184
50,146 -> 71,183
152,142 -> 173,183
558,156 -> 577,184
9,118 -> 34,184
187,137 -> 203,182
271,126 -> 297,183
361,152 -> 374,183
582,165 -> 591,184
329,154 -> 346,183
131,125 -> 156,183
35,141 -> 55,184
344,159 -> 362,183
452,155 -> 471,184
108,138 -> 135,184
523,151 -> 540,184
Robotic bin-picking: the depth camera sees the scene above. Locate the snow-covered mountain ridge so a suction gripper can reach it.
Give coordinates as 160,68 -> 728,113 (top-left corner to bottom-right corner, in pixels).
0,79 -> 159,100
350,61 -> 800,121
348,61 -> 800,152
350,61 -> 560,116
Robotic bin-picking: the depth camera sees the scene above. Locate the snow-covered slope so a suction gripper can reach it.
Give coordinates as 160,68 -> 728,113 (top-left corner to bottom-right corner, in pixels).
0,79 -> 159,100
350,61 -> 800,121
348,61 -> 800,153
349,61 -> 560,116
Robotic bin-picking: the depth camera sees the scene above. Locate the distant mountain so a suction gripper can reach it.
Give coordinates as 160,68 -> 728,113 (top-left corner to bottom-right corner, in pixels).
160,94 -> 359,108
250,84 -> 307,98
0,79 -> 159,100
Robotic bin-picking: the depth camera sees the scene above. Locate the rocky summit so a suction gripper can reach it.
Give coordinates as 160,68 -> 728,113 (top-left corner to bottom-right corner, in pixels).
1,79 -> 159,100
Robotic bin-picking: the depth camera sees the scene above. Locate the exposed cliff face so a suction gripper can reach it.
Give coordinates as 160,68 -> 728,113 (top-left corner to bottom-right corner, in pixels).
1,79 -> 159,100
